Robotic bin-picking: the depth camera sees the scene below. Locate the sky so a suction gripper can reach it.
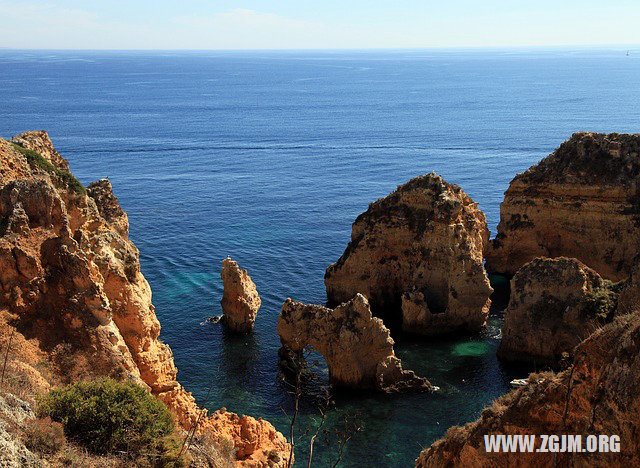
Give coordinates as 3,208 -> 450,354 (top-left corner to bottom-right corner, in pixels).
1,0 -> 639,50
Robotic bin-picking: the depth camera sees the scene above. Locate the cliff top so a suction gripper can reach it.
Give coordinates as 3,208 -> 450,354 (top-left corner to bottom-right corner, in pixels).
515,132 -> 640,187
354,172 -> 479,230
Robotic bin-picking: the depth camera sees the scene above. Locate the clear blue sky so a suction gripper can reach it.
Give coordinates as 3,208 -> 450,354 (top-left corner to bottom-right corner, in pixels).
1,0 -> 639,49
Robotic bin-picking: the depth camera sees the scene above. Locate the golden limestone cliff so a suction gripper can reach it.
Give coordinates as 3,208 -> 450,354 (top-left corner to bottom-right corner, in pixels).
278,294 -> 432,392
498,257 -> 621,366
0,131 -> 290,467
324,173 -> 492,335
486,132 -> 640,281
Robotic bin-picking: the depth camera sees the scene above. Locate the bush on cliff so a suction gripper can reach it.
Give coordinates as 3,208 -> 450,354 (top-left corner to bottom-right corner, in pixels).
587,280 -> 625,321
37,378 -> 175,458
11,143 -> 86,195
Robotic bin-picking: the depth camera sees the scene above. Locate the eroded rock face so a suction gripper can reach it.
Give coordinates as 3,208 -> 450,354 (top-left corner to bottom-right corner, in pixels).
0,133 -> 291,467
11,130 -> 69,171
498,257 -> 621,366
278,294 -> 432,392
221,258 -> 261,333
416,309 -> 640,467
87,178 -> 129,238
0,394 -> 40,468
486,132 -> 640,281
325,173 -> 492,335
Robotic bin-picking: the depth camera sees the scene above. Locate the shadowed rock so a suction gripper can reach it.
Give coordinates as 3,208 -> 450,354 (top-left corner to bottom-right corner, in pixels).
325,172 -> 492,335
417,305 -> 640,467
498,257 -> 621,366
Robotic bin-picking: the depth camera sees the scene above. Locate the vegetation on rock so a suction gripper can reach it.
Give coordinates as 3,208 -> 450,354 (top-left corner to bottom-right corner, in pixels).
37,378 -> 175,458
11,143 -> 86,195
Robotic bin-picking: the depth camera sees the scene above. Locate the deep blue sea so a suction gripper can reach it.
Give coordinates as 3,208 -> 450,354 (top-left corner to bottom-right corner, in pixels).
2,48 -> 639,466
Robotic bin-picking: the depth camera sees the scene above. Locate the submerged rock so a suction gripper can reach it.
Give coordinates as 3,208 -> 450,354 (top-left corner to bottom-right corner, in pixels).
220,257 -> 261,333
277,293 -> 432,392
498,257 -> 621,366
486,132 -> 640,281
325,173 -> 492,335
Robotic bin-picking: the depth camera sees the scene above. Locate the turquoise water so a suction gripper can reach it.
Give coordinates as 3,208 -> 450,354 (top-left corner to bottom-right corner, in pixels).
2,48 -> 639,466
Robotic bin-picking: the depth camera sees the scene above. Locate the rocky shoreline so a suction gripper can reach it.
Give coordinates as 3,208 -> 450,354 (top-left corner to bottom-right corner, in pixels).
1,129 -> 639,466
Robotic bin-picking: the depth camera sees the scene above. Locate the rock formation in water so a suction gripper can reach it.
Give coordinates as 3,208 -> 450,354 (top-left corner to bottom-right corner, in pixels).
278,293 -> 432,392
486,132 -> 640,281
220,257 -> 261,333
416,305 -> 640,467
0,132 -> 290,466
498,257 -> 621,366
324,173 -> 492,335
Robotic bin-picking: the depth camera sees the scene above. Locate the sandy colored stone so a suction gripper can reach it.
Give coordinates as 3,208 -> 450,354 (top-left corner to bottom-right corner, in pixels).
486,132 -> 640,281
325,173 -> 492,335
278,293 -> 431,392
87,178 -> 129,238
498,257 -> 620,366
221,258 -> 261,333
0,132 -> 291,467
11,130 -> 69,171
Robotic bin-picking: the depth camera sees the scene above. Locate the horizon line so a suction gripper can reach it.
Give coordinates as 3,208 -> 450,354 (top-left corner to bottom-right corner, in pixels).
1,43 -> 639,53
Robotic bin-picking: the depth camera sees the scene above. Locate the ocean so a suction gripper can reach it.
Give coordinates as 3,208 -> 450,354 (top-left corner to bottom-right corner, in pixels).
2,48 -> 639,466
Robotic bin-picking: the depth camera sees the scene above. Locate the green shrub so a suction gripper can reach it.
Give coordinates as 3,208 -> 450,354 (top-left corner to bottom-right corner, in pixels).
11,143 -> 86,195
586,280 -> 625,321
37,378 -> 174,456
23,417 -> 66,455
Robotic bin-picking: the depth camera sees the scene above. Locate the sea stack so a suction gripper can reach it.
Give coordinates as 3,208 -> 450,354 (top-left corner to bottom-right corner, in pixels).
498,257 -> 621,366
324,173 -> 492,335
278,294 -> 432,392
486,132 -> 640,281
220,257 -> 261,333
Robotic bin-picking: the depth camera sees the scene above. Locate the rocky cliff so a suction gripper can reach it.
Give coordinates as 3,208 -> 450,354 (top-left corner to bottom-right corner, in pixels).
324,173 -> 492,335
416,304 -> 640,467
278,294 -> 432,392
220,258 -> 261,333
0,132 -> 290,466
486,132 -> 640,281
498,257 -> 621,366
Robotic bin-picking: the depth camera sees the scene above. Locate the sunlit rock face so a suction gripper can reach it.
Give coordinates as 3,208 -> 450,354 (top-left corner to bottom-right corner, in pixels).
278,293 -> 432,392
220,257 -> 261,333
486,132 -> 640,281
0,132 -> 291,467
325,173 -> 492,335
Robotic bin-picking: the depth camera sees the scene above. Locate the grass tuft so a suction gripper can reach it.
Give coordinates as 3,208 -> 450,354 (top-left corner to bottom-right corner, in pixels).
11,143 -> 86,195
